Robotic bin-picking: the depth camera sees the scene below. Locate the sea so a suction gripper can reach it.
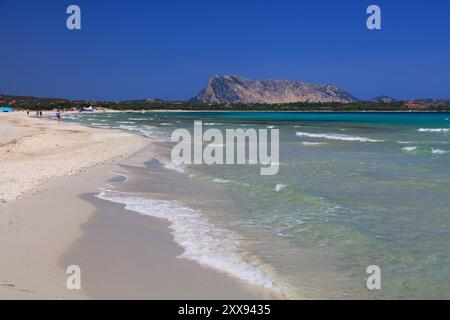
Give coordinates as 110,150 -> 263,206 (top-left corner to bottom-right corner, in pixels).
64,111 -> 450,299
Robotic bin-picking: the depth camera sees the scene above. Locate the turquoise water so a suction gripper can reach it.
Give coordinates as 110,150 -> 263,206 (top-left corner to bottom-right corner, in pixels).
66,112 -> 450,299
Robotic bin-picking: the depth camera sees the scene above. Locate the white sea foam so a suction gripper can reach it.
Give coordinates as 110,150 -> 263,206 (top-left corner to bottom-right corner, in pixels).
402,146 -> 417,152
95,189 -> 280,292
90,122 -> 109,127
301,142 -> 326,146
213,178 -> 231,184
117,125 -> 153,137
128,117 -> 153,121
273,183 -> 287,192
398,141 -> 413,144
418,128 -> 450,133
164,162 -> 186,173
118,124 -> 139,131
431,148 -> 449,154
139,126 -> 156,137
117,121 -> 136,124
296,132 -> 383,142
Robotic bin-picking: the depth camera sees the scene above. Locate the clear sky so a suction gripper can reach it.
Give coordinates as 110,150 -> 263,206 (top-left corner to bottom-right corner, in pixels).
1,0 -> 449,101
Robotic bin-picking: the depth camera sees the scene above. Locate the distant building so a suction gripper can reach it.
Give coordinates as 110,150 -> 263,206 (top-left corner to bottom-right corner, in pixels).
0,107 -> 13,112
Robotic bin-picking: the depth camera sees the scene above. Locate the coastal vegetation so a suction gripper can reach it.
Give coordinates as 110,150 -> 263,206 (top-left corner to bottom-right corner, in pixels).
1,94 -> 450,112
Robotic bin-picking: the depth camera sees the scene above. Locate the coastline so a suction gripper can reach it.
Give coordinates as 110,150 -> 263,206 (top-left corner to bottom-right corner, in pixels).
120,109 -> 450,113
62,191 -> 281,299
0,112 -> 282,299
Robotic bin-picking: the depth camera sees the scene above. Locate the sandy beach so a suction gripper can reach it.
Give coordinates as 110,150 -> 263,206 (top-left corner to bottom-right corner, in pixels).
0,112 -> 281,299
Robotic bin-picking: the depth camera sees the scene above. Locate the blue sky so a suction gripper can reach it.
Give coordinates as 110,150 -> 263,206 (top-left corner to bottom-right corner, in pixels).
1,0 -> 449,101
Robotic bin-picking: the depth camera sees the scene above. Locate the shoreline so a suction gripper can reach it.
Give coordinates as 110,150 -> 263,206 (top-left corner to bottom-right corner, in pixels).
62,191 -> 281,299
0,112 -> 282,299
107,109 -> 450,113
134,109 -> 450,113
4,109 -> 450,114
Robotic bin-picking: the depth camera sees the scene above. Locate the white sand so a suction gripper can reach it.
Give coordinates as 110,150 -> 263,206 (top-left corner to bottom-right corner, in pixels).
0,112 -> 147,203
0,112 -> 148,298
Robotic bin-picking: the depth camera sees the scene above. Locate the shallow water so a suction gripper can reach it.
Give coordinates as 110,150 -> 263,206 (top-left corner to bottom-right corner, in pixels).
67,111 -> 450,299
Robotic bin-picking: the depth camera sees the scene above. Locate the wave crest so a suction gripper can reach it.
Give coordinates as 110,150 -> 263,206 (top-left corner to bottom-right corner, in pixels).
296,132 -> 383,142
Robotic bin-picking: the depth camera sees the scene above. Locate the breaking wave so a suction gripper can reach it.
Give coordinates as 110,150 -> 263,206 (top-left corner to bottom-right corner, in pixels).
96,187 -> 284,295
296,132 -> 383,142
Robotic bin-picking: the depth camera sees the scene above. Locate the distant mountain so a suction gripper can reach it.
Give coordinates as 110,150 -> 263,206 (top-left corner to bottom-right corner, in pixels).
190,75 -> 358,104
372,95 -> 397,103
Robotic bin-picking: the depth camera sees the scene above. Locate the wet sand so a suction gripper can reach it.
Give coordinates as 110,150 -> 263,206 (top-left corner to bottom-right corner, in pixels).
62,191 -> 280,299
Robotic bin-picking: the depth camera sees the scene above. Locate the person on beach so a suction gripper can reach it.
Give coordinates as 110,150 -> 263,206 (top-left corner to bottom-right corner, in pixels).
36,110 -> 39,118
27,110 -> 30,116
39,110 -> 43,118
56,110 -> 61,124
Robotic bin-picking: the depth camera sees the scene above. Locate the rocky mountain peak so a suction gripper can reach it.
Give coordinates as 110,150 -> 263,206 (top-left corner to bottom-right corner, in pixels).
191,75 -> 357,104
